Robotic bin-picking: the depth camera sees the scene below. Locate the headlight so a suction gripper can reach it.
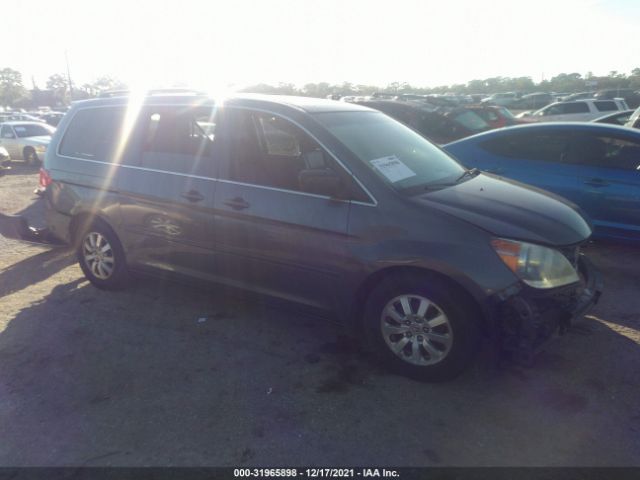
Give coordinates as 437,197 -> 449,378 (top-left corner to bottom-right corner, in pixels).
491,238 -> 579,289
0,146 -> 8,156
35,145 -> 47,153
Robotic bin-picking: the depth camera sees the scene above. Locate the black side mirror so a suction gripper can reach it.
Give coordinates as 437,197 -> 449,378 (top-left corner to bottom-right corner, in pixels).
299,168 -> 343,198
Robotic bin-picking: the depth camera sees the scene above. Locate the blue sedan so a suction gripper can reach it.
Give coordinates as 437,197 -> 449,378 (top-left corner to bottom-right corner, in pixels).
444,123 -> 640,242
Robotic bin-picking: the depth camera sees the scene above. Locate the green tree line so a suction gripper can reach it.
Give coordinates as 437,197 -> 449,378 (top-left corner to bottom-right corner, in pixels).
240,69 -> 640,98
3,66 -> 640,108
0,67 -> 126,108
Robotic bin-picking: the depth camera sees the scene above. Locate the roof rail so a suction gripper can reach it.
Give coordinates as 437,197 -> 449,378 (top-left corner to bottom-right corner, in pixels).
98,88 -> 207,98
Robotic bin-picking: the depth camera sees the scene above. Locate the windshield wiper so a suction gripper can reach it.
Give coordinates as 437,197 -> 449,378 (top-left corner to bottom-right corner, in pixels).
420,168 -> 481,191
454,168 -> 480,183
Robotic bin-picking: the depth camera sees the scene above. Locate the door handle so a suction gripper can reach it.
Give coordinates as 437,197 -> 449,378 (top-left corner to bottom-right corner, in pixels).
583,178 -> 609,188
181,190 -> 205,202
224,197 -> 250,210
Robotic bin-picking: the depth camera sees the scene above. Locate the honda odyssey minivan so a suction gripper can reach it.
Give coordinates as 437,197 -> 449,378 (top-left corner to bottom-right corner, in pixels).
42,93 -> 602,381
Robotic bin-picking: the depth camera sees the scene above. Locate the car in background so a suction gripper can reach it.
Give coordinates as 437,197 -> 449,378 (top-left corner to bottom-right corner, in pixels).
39,112 -> 65,126
0,121 -> 55,166
522,99 -> 628,122
356,100 -> 490,143
0,145 -> 10,174
465,105 -> 523,129
561,92 -> 594,102
595,88 -> 640,108
592,109 -> 634,126
444,122 -> 640,242
511,93 -> 553,110
625,106 -> 640,129
0,113 -> 46,123
481,92 -> 519,107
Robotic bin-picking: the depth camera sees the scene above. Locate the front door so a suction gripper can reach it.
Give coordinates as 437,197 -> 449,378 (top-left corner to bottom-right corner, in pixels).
212,108 -> 361,311
476,130 -> 581,204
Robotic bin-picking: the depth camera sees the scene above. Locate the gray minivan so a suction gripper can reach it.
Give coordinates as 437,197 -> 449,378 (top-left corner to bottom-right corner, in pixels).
41,93 -> 602,381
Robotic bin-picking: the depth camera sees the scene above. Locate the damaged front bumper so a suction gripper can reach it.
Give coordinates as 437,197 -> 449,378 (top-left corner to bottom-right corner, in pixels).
490,255 -> 603,365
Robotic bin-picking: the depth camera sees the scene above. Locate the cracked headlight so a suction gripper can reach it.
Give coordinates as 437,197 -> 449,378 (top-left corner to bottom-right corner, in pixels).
491,238 -> 579,289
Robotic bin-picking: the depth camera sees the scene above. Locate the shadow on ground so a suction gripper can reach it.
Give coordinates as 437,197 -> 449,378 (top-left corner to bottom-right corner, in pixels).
0,245 -> 639,466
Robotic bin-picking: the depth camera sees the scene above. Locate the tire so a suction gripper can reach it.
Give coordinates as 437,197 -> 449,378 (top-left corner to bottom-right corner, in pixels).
76,220 -> 129,290
363,273 -> 481,382
23,147 -> 39,167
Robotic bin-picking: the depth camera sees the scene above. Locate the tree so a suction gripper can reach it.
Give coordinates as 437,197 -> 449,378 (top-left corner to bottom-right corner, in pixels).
0,68 -> 27,107
46,73 -> 69,105
92,76 -> 127,93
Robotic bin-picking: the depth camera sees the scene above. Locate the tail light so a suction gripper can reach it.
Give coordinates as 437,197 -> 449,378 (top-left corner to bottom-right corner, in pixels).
39,168 -> 52,188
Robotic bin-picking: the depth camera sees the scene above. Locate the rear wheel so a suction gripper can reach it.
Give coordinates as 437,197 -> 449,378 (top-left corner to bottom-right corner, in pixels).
23,147 -> 39,166
363,273 -> 481,382
76,221 -> 129,290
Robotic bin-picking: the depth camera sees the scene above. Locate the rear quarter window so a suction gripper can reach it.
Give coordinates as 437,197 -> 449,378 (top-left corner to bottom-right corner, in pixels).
594,101 -> 617,112
59,107 -> 125,162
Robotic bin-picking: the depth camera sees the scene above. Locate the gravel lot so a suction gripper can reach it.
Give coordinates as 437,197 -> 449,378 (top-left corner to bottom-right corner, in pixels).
1,164 -> 639,467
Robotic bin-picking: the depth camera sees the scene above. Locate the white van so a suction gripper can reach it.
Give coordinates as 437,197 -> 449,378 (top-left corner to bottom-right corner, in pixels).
525,99 -> 628,122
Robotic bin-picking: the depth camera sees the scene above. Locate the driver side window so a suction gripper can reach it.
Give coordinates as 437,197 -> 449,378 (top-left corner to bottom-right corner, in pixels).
222,109 -> 344,195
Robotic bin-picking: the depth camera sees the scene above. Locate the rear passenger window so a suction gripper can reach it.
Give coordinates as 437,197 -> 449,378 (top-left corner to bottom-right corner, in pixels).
564,102 -> 590,114
59,107 -> 125,161
139,106 -> 217,176
594,101 -> 617,112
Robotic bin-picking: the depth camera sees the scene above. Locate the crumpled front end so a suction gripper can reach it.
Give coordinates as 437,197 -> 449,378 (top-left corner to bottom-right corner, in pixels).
489,248 -> 603,365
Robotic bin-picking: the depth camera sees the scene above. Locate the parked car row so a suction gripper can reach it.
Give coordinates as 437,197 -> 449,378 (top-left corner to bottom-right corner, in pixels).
0,110 -> 66,126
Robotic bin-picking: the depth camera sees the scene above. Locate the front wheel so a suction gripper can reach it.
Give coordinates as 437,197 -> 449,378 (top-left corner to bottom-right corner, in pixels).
363,273 -> 481,382
76,221 -> 129,290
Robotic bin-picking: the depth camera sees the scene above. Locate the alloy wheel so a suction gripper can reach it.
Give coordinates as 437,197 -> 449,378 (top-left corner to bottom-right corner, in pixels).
380,294 -> 453,366
82,232 -> 115,280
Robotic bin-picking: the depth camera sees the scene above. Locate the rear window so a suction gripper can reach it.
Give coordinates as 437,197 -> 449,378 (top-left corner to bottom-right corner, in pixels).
451,111 -> 489,132
594,101 -> 617,112
59,107 -> 125,161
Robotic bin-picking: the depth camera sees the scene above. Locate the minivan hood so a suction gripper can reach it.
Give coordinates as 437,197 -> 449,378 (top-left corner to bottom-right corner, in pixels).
414,174 -> 591,246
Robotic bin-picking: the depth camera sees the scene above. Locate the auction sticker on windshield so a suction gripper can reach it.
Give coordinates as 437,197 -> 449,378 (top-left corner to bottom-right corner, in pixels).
369,155 -> 416,183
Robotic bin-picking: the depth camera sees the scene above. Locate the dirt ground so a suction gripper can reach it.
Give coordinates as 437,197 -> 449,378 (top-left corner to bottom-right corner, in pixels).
1,164 -> 639,467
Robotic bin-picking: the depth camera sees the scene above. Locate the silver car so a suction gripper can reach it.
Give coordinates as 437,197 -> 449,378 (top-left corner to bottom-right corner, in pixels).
0,121 -> 55,166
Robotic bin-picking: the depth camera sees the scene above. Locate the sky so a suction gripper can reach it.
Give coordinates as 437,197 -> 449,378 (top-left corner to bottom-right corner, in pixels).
4,0 -> 640,92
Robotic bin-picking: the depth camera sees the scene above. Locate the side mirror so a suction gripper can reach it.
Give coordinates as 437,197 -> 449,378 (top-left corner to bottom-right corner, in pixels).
299,168 -> 344,198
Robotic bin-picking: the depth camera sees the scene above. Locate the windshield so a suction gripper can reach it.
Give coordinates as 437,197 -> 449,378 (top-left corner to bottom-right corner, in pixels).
314,111 -> 465,193
451,111 -> 489,131
13,123 -> 55,138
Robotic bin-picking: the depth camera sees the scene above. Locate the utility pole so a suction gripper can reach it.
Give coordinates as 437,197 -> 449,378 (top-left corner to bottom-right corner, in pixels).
65,50 -> 74,101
